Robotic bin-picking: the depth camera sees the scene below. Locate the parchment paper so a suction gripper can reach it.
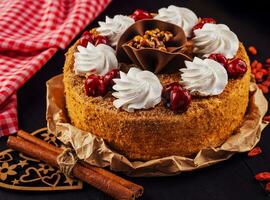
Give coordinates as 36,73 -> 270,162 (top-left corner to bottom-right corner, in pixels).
46,75 -> 268,177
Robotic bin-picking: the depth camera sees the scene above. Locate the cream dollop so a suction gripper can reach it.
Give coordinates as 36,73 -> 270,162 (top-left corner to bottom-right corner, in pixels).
112,67 -> 163,112
97,15 -> 135,46
193,23 -> 239,59
180,57 -> 228,96
154,5 -> 198,37
74,43 -> 118,76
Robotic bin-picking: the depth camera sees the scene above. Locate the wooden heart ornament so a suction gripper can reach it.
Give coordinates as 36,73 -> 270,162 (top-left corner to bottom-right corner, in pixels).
116,19 -> 192,74
0,128 -> 82,191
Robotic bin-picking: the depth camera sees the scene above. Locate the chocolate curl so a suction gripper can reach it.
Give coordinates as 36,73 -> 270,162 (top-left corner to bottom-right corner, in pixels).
116,19 -> 192,74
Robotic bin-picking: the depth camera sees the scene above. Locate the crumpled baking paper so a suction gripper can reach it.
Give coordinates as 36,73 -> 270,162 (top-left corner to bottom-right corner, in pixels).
46,75 -> 268,177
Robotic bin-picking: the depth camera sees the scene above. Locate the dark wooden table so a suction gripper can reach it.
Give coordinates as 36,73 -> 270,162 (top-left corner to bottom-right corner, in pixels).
1,0 -> 269,199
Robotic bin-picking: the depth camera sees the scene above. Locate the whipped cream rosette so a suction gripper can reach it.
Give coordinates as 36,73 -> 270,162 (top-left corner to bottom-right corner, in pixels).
97,15 -> 135,46
193,23 -> 239,59
74,43 -> 118,76
112,67 -> 162,112
154,5 -> 198,37
180,57 -> 228,96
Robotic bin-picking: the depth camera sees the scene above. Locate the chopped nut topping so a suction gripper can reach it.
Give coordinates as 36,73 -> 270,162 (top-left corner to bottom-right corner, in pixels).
127,28 -> 173,51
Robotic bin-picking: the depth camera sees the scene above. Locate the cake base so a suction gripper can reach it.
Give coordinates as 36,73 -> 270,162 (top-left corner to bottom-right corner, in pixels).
63,42 -> 251,161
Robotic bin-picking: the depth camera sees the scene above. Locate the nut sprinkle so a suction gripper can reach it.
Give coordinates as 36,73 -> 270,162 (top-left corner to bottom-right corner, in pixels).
127,28 -> 173,51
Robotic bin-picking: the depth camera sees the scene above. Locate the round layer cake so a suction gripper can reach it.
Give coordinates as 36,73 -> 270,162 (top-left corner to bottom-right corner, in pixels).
63,6 -> 251,161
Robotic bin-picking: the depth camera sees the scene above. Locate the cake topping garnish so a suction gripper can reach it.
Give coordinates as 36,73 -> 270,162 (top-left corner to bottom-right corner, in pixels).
97,15 -> 135,46
154,5 -> 198,37
162,82 -> 191,113
226,58 -> 247,78
103,69 -> 120,89
192,23 -> 239,59
127,28 -> 173,51
208,54 -> 247,79
95,35 -> 110,46
180,57 -> 228,96
85,74 -> 107,97
191,17 -> 216,36
130,9 -> 152,21
85,69 -> 120,97
208,53 -> 228,67
80,31 -> 95,47
79,31 -> 109,47
112,67 -> 162,112
74,42 -> 118,76
116,19 -> 192,74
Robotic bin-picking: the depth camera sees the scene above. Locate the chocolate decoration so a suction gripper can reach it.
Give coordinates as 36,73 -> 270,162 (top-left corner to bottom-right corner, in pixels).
116,19 -> 192,74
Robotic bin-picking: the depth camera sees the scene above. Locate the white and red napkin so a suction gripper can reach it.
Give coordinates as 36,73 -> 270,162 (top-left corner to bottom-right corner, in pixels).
0,0 -> 111,136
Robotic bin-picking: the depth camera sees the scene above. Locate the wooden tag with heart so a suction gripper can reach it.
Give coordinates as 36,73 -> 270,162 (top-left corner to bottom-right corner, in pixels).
0,128 -> 83,191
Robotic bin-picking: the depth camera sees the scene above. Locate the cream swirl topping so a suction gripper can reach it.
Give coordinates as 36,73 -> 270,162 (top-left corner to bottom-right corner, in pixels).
97,15 -> 135,46
180,57 -> 228,96
112,67 -> 163,112
74,43 -> 118,76
193,23 -> 239,59
154,5 -> 198,37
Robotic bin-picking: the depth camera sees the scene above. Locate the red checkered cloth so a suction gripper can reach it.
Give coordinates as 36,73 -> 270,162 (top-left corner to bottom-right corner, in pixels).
0,0 -> 111,137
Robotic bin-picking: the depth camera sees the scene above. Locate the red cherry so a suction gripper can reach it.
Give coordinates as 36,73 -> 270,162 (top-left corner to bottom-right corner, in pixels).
208,53 -> 228,66
103,69 -> 120,89
162,82 -> 191,113
80,32 -> 110,47
191,17 -> 217,37
82,31 -> 91,37
130,9 -> 152,21
170,87 -> 192,113
85,74 -> 100,97
85,69 -> 120,97
97,77 -> 107,96
95,35 -> 109,46
80,31 -> 95,47
162,82 -> 181,103
200,17 -> 217,24
226,58 -> 247,78
191,23 -> 204,32
85,74 -> 107,97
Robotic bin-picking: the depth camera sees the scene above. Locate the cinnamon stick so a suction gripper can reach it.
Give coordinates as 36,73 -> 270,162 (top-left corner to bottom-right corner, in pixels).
8,136 -> 59,167
7,135 -> 139,199
17,130 -> 143,197
18,130 -> 60,154
81,162 -> 143,198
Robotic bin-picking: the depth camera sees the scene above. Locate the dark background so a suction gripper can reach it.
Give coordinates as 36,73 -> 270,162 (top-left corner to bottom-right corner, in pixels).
1,0 -> 270,199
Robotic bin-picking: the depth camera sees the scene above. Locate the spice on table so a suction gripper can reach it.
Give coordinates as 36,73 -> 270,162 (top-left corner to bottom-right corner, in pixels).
265,182 -> 270,192
249,46 -> 270,94
256,62 -> 263,70
248,46 -> 257,55
255,172 -> 270,181
247,45 -> 270,195
258,84 -> 269,94
251,60 -> 258,68
247,146 -> 262,157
